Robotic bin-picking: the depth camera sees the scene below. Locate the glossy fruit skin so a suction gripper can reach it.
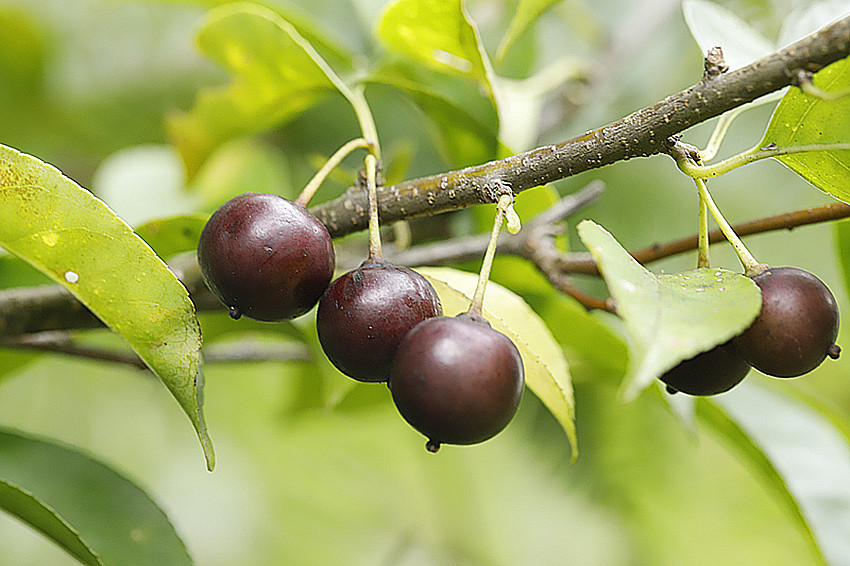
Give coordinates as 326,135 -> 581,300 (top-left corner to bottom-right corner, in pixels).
316,260 -> 442,382
659,340 -> 751,396
389,313 -> 524,450
733,266 -> 840,378
197,192 -> 335,322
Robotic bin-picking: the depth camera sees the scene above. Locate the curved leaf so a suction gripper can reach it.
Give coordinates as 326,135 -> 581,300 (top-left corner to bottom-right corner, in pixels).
696,399 -> 826,564
761,57 -> 850,202
0,145 -> 213,470
716,381 -> 850,564
417,266 -> 577,460
0,428 -> 192,566
0,479 -> 101,565
377,0 -> 494,99
168,2 -> 350,175
577,220 -> 761,399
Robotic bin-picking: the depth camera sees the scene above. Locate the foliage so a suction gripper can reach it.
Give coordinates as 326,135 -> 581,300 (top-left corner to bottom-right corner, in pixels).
0,0 -> 849,565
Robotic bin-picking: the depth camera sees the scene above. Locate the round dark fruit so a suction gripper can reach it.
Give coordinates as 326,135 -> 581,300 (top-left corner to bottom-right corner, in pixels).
197,192 -> 335,322
659,340 -> 751,396
316,260 -> 442,382
733,266 -> 840,377
389,313 -> 524,451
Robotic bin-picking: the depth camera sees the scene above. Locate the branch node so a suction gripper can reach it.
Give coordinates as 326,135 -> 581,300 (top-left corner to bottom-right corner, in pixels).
702,46 -> 729,82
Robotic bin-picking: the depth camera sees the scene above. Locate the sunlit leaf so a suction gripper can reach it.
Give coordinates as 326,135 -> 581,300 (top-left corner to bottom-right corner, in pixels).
0,145 -> 214,469
377,0 -> 493,98
417,266 -> 577,459
577,220 -> 761,399
0,428 -> 192,566
761,57 -> 850,202
168,2 -> 350,175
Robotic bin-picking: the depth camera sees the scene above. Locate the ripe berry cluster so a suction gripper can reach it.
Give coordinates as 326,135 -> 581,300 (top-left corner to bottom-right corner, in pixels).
660,266 -> 841,396
198,192 -> 524,450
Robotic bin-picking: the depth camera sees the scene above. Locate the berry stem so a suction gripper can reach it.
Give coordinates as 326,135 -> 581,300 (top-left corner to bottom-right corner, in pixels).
365,153 -> 383,261
696,181 -> 710,268
295,137 -> 374,207
348,85 -> 382,160
676,142 -> 850,179
694,177 -> 763,274
469,194 -> 513,316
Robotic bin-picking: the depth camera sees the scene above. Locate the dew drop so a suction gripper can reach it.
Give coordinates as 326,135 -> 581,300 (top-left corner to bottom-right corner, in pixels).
64,271 -> 79,284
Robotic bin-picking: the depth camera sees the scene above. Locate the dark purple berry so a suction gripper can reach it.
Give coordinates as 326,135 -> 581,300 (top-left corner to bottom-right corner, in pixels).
197,192 -> 334,322
389,313 -> 524,451
660,340 -> 751,396
316,260 -> 442,382
733,266 -> 840,377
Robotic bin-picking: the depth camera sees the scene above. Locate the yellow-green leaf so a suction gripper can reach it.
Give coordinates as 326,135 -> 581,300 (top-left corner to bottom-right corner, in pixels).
417,266 -> 577,460
0,145 -> 214,470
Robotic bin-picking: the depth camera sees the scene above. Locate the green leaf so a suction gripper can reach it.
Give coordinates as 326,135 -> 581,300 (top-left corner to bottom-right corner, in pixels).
0,478 -> 101,565
496,0 -> 560,63
0,428 -> 192,566
190,138 -> 295,209
716,381 -> 850,564
417,266 -> 577,459
377,0 -> 494,98
577,220 -> 761,399
696,398 -> 825,564
535,294 -> 629,385
0,145 -> 214,470
762,57 -> 850,202
134,214 -> 208,261
368,75 -> 499,167
168,2 -> 350,175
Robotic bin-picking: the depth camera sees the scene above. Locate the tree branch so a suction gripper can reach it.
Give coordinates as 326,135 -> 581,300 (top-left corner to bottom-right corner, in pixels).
310,15 -> 850,237
0,17 -> 848,336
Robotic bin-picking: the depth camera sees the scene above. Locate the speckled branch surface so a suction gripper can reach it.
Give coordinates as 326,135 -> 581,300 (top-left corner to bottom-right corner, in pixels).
311,14 -> 850,237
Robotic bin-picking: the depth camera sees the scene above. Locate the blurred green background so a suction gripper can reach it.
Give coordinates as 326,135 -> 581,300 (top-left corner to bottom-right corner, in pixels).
0,0 -> 849,564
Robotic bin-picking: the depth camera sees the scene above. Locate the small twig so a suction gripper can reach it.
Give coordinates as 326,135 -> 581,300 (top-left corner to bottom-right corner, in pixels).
0,330 -> 312,370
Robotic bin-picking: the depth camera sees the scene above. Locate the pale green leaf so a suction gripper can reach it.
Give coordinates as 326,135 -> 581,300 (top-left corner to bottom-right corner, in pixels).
577,220 -> 761,399
717,381 -> 850,564
377,0 -> 493,98
696,399 -> 825,564
682,0 -> 775,71
168,2 -> 348,175
0,428 -> 193,566
761,57 -> 850,202
0,145 -> 214,470
417,266 -> 577,459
